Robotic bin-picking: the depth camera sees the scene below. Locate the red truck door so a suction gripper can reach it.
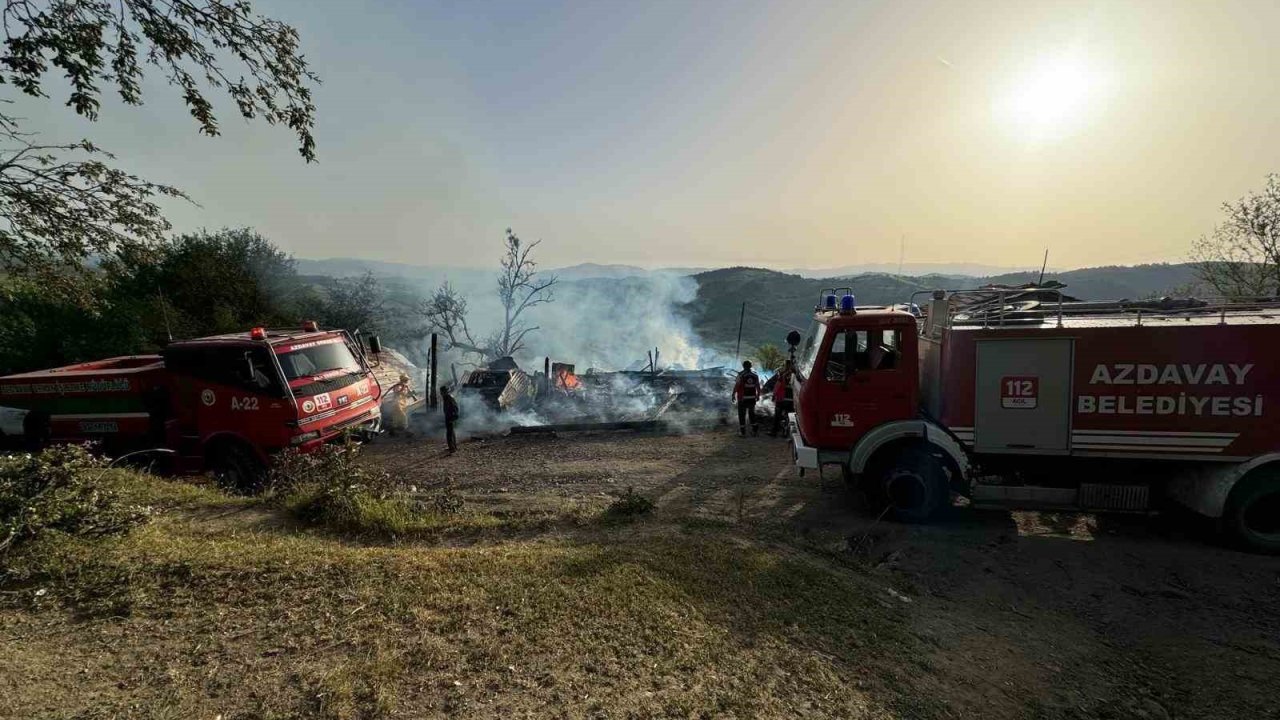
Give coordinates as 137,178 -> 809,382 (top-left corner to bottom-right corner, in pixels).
163,344 -> 293,455
812,325 -> 916,447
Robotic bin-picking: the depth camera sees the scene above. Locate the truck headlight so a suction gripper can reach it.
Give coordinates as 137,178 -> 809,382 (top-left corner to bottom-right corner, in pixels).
290,431 -> 321,445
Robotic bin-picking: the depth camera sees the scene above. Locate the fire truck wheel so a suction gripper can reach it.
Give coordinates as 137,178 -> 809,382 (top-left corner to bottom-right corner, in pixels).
208,441 -> 266,494
22,410 -> 50,451
880,448 -> 948,524
1224,470 -> 1280,555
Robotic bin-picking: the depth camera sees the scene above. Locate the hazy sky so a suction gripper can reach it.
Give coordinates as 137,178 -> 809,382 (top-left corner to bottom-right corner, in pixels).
15,0 -> 1280,270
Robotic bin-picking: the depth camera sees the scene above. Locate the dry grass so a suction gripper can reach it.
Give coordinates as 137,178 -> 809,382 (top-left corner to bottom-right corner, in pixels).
0,470 -> 934,720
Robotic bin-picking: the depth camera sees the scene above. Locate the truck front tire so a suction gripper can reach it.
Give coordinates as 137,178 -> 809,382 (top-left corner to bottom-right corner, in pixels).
1224,470 -> 1280,555
208,441 -> 266,494
21,411 -> 50,452
875,447 -> 949,523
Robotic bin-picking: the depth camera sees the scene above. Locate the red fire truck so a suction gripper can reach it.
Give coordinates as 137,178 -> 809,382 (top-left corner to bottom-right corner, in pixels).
0,324 -> 383,488
788,288 -> 1280,553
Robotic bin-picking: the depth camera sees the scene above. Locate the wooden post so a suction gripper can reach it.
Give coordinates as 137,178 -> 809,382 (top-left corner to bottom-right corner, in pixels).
544,356 -> 551,394
429,333 -> 439,408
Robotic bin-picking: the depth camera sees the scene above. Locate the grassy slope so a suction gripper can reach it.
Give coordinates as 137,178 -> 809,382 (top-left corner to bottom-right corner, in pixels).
0,473 -> 937,720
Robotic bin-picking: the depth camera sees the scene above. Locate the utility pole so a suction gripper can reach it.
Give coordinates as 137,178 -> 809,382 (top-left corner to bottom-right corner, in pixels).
735,301 -> 746,363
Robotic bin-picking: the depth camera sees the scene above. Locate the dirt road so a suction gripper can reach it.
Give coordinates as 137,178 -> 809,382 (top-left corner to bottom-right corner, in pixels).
367,426 -> 1280,719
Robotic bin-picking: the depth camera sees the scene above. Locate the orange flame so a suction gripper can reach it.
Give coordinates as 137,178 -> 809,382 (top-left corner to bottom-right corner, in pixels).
555,368 -> 582,391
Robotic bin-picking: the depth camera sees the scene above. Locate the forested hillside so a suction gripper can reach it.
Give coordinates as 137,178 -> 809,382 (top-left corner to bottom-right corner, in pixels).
687,263 -> 1200,352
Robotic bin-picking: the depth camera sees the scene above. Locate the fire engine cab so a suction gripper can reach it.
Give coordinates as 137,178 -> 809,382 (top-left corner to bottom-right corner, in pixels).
0,324 -> 383,489
789,287 -> 1280,554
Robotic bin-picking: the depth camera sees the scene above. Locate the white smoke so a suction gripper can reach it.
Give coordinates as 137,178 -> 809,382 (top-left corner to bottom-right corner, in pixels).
404,271 -> 728,374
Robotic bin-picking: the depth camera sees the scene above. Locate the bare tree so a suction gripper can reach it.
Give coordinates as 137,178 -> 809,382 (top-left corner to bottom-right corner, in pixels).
1192,174 -> 1280,299
495,228 -> 557,357
419,282 -> 488,362
417,229 -> 558,365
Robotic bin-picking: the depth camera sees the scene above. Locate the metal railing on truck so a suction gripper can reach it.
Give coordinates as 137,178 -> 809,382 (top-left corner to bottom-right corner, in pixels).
909,289 -> 1280,330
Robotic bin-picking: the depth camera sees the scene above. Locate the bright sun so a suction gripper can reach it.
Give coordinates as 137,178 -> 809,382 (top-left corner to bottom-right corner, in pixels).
994,53 -> 1097,141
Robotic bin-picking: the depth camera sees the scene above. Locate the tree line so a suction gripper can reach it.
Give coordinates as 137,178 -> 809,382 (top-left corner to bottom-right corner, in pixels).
0,228 -> 406,374
0,225 -> 558,375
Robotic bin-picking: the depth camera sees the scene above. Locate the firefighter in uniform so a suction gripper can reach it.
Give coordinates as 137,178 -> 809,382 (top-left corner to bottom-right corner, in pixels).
769,361 -> 795,438
386,373 -> 418,436
733,360 -> 761,437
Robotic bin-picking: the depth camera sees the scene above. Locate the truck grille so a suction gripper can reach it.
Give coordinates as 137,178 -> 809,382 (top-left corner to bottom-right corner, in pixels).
293,373 -> 364,398
1079,484 -> 1149,512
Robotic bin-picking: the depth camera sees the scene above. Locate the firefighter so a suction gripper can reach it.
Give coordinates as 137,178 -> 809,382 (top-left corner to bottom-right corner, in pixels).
769,361 -> 794,438
440,385 -> 459,453
386,373 -> 418,436
733,360 -> 761,437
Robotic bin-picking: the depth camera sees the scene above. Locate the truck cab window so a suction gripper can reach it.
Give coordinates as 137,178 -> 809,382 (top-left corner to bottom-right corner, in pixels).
165,346 -> 283,396
826,331 -> 847,380
867,329 -> 902,370
825,329 -> 902,377
827,330 -> 869,380
243,348 -> 283,394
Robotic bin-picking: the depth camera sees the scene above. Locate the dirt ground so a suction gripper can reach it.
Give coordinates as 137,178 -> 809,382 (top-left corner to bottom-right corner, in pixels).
366,425 -> 1280,720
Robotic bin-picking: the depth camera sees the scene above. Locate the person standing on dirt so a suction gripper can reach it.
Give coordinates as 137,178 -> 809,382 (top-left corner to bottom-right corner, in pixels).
441,385 -> 459,454
769,362 -> 794,438
733,360 -> 761,437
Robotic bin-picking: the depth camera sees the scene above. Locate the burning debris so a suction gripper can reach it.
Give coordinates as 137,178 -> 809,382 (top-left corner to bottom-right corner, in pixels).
441,350 -> 736,435
460,356 -> 537,412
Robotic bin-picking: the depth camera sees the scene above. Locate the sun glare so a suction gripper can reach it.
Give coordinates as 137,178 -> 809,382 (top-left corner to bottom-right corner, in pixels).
994,53 -> 1097,141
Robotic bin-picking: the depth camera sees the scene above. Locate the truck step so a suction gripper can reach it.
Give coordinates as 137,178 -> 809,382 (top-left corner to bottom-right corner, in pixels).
1079,483 -> 1150,512
971,484 -> 1151,513
971,485 -> 1078,509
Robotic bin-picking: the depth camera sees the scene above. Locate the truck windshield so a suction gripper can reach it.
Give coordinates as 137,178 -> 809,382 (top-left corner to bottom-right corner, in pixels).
276,340 -> 362,380
797,320 -> 826,379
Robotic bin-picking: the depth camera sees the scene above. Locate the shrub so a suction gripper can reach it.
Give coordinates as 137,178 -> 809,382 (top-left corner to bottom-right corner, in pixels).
269,443 -> 418,536
0,445 -> 153,556
605,487 -> 655,519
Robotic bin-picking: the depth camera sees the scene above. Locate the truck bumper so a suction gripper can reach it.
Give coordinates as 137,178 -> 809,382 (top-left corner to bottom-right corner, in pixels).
788,412 -> 819,469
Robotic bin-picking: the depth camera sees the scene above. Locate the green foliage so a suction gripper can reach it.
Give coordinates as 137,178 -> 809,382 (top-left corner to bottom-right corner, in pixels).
107,228 -> 305,341
318,271 -> 387,334
753,343 -> 787,372
0,228 -> 315,374
604,487 -> 655,519
269,443 -> 455,537
0,445 -> 152,556
0,0 -> 318,290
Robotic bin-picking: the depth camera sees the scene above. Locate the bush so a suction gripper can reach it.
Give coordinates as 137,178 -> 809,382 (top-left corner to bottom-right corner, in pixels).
0,445 -> 153,556
269,442 -> 420,536
605,487 -> 655,520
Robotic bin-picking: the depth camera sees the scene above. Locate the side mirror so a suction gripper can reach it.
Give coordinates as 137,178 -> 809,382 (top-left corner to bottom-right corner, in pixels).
786,330 -> 802,348
368,335 -> 383,355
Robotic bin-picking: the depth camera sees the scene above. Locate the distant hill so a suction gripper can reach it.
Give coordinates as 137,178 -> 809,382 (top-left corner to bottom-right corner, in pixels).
688,263 -> 1202,352
980,264 -> 1200,301
786,262 -> 1028,278
684,267 -> 967,353
292,256 -> 1204,358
